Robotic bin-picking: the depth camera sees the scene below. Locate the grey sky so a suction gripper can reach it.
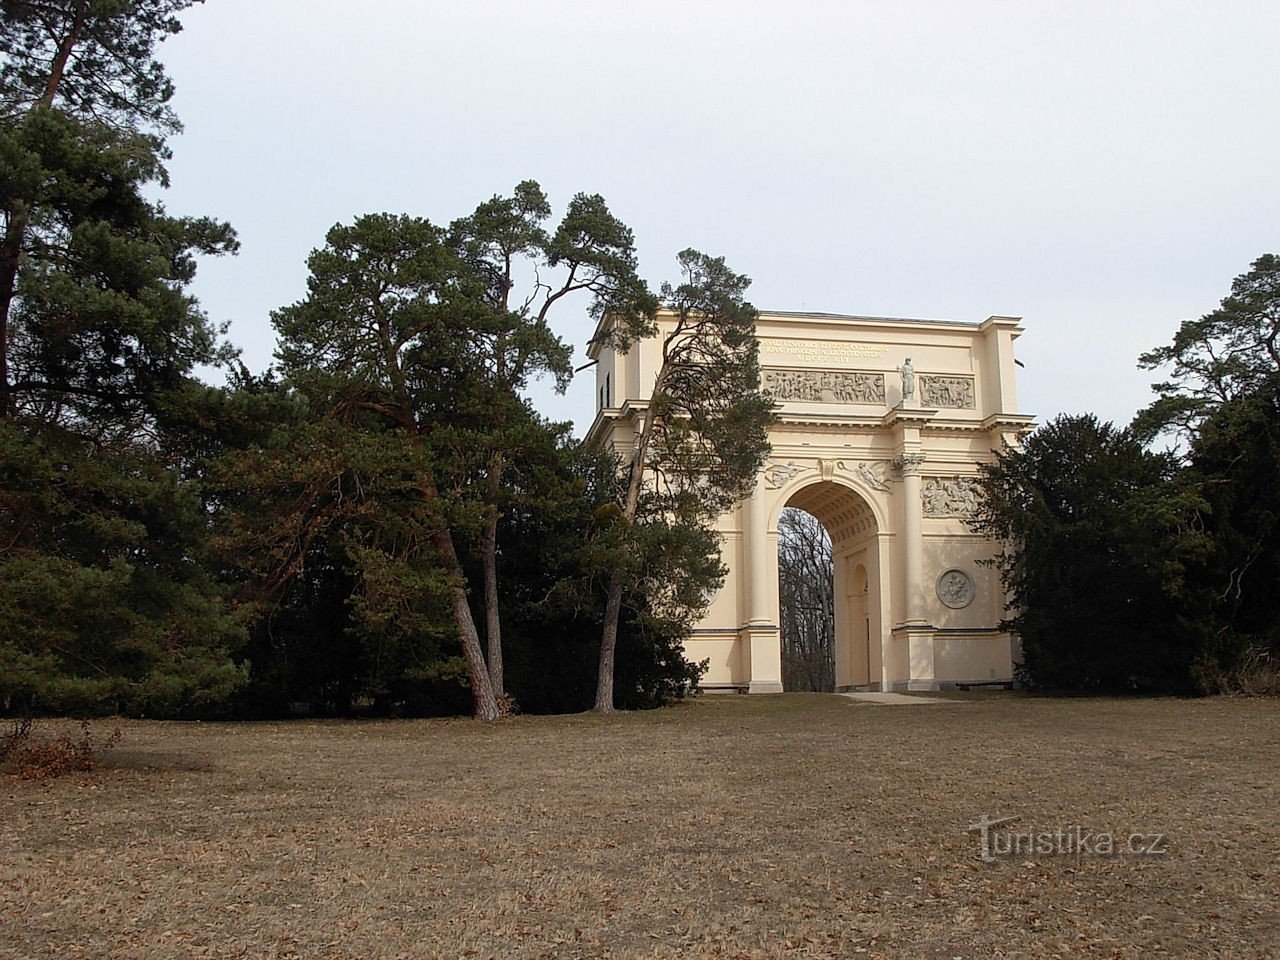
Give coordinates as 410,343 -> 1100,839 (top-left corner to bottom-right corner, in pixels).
158,0 -> 1280,433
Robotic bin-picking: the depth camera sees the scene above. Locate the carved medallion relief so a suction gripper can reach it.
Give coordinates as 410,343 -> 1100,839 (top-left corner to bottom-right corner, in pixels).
936,568 -> 976,609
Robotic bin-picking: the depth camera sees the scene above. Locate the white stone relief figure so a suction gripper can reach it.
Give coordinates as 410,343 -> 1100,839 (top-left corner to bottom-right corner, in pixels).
922,477 -> 981,517
923,478 -> 949,515
764,460 -> 806,489
856,461 -> 890,492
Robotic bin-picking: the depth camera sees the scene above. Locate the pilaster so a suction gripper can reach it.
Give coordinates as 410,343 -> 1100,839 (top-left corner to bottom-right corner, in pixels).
893,452 -> 928,625
742,477 -> 783,693
892,440 -> 937,690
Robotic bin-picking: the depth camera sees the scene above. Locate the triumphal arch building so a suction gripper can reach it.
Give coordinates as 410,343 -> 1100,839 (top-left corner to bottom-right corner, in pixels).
586,310 -> 1034,692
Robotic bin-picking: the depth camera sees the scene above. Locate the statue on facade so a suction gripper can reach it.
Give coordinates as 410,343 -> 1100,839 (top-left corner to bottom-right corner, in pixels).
899,358 -> 916,402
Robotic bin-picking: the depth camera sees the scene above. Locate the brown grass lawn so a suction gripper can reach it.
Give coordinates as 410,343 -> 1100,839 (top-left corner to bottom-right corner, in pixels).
2,694 -> 1278,959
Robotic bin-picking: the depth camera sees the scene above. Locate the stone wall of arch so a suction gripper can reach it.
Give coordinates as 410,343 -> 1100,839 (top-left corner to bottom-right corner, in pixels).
586,309 -> 1034,692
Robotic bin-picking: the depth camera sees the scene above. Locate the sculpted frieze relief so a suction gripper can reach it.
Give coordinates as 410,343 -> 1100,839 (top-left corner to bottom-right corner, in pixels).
763,458 -> 894,494
918,375 -> 976,409
922,476 -> 981,517
763,460 -> 807,489
762,368 -> 885,404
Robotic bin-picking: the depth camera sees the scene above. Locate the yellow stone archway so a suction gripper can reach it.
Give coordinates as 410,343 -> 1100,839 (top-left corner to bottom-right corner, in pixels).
587,310 -> 1035,692
778,479 -> 883,691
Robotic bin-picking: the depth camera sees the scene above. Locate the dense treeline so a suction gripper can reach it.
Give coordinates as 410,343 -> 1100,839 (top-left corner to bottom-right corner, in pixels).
0,1 -> 769,720
973,255 -> 1280,694
6,4 -> 1275,713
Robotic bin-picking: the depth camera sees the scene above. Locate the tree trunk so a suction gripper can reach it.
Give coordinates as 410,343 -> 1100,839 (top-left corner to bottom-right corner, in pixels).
594,389 -> 662,713
0,218 -> 20,417
422,471 -> 500,720
448,582 -> 500,721
1,2 -> 88,417
40,4 -> 87,109
480,503 -> 503,696
594,570 -> 626,713
481,299 -> 508,694
593,449 -> 647,713
476,441 -> 507,697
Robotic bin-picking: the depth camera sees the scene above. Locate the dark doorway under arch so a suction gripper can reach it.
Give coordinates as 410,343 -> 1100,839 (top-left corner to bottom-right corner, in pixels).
778,507 -> 835,692
777,480 -> 882,692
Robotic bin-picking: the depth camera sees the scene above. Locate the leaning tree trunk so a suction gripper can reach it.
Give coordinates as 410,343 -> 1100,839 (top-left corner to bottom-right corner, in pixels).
423,476 -> 500,721
447,575 -> 501,721
39,3 -> 88,109
594,389 -> 662,713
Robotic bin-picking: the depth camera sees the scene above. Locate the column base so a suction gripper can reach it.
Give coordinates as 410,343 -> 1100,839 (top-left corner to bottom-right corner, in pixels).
740,622 -> 782,696
891,623 -> 938,690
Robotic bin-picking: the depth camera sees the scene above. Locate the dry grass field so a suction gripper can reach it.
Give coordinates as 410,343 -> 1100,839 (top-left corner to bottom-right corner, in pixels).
2,694 -> 1278,959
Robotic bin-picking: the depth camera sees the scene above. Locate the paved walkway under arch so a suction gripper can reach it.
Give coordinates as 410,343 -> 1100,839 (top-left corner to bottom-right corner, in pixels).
840,691 -> 962,704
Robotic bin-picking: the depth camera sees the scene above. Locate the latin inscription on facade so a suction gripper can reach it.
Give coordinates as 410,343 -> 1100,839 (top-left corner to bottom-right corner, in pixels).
918,375 -> 976,409
762,368 -> 886,404
761,340 -> 887,364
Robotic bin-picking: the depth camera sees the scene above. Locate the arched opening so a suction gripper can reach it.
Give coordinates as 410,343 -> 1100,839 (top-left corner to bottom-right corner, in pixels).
778,481 -> 882,692
850,562 -> 871,687
778,507 -> 835,691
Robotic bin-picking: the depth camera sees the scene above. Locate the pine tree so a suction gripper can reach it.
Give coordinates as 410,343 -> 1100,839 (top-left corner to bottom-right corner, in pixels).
593,250 -> 774,713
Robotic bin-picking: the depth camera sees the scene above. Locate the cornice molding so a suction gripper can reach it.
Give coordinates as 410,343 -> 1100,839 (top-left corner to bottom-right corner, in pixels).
981,413 -> 1037,433
881,405 -> 939,429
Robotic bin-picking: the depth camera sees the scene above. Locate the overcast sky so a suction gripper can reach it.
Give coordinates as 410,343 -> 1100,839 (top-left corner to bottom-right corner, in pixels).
157,0 -> 1280,434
